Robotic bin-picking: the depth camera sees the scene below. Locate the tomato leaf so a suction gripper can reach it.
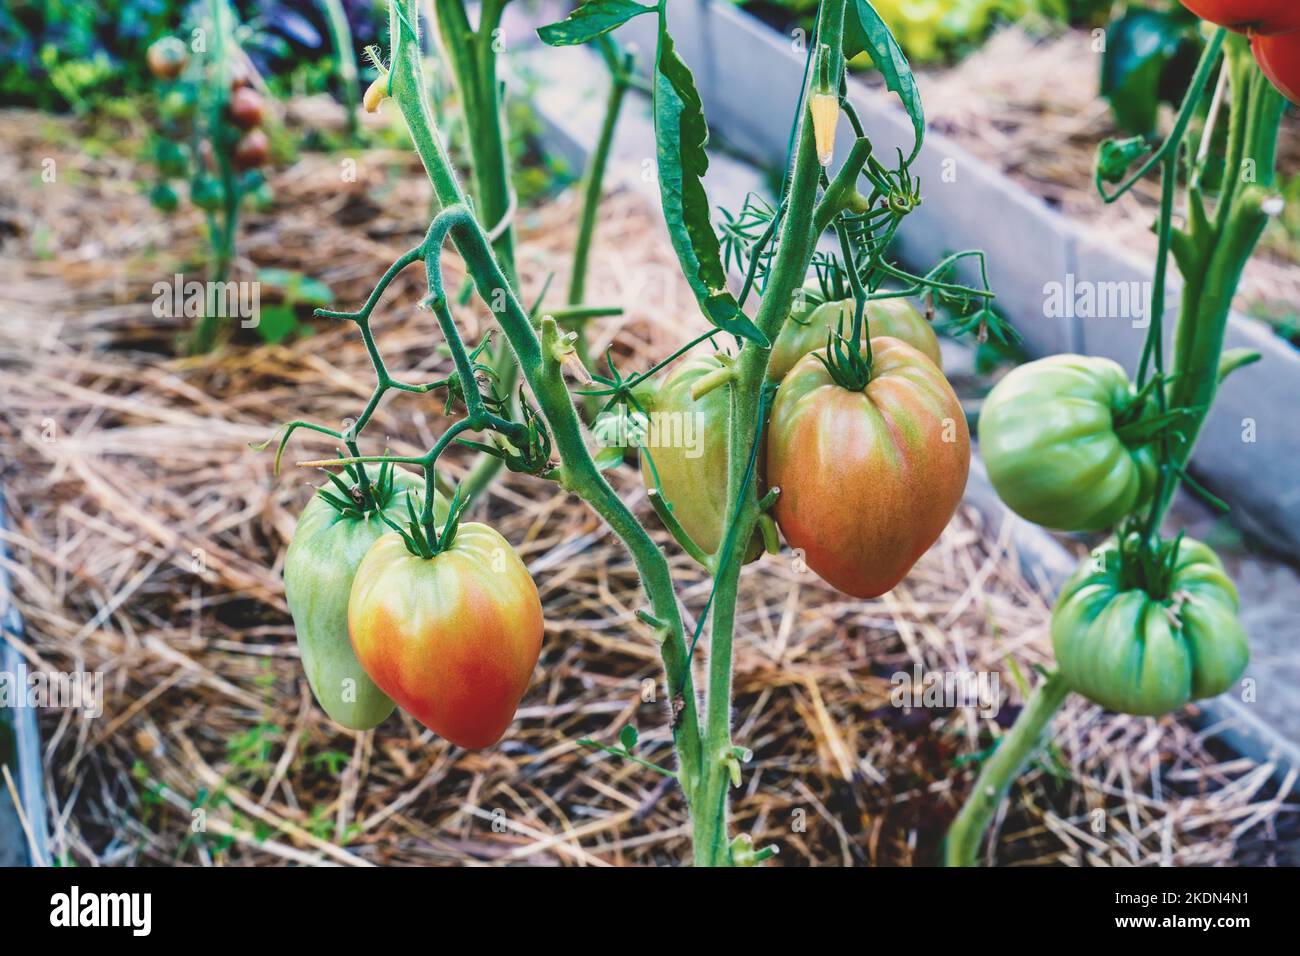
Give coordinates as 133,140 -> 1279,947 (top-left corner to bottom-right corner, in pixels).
619,724 -> 638,752
1100,9 -> 1191,136
255,304 -> 299,344
843,0 -> 924,163
537,0 -> 655,47
653,21 -> 767,346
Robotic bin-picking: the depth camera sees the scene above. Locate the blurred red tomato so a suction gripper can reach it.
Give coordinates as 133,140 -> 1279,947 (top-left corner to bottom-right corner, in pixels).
1179,1 -> 1300,35
1252,30 -> 1300,104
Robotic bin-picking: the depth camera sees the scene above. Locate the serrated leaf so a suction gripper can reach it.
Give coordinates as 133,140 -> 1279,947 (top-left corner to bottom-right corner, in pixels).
843,0 -> 923,163
653,22 -> 768,346
537,0 -> 654,47
619,724 -> 638,752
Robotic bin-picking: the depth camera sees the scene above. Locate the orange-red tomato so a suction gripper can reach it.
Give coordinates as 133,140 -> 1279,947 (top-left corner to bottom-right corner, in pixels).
766,338 -> 969,598
1252,30 -> 1300,104
348,524 -> 543,749
229,86 -> 265,130
232,129 -> 269,170
146,37 -> 188,80
1179,1 -> 1300,34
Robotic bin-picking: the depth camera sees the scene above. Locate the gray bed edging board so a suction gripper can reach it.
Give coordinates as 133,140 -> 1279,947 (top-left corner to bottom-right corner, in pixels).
513,33 -> 1300,784
0,487 -> 50,866
610,0 -> 1300,557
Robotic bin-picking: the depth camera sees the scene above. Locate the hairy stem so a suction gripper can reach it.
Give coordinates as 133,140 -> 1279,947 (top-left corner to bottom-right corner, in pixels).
689,0 -> 846,866
944,670 -> 1071,867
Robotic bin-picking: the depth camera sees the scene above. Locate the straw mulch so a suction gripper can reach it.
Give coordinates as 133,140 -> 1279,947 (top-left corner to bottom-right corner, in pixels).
0,107 -> 1294,866
918,26 -> 1300,317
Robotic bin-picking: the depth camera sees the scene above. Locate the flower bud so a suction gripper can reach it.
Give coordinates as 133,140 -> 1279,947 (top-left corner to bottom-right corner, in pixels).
810,93 -> 839,167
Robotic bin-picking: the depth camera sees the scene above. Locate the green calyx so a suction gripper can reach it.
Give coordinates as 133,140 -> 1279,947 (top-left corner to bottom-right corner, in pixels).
316,459 -> 400,519
814,327 -> 873,391
388,485 -> 464,559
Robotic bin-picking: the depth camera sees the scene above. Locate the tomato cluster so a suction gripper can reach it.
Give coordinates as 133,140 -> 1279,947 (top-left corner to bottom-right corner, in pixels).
640,291 -> 967,600
285,466 -> 542,748
144,36 -> 272,215
1179,1 -> 1300,104
979,354 -> 1251,716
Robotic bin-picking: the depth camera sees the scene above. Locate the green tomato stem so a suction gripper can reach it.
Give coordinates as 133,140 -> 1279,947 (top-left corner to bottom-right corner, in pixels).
567,46 -> 632,416
688,0 -> 847,867
944,670 -> 1071,867
320,0 -> 361,142
1155,39 -> 1284,530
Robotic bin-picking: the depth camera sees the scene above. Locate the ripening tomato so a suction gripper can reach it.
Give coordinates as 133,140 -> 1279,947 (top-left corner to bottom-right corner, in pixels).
146,37 -> 188,80
1052,538 -> 1248,716
229,86 -> 265,130
284,465 -> 447,730
979,355 -> 1157,532
348,524 -> 543,749
232,129 -> 270,170
766,338 -> 970,598
639,355 -> 763,562
768,297 -> 941,383
1178,1 -> 1300,35
1252,30 -> 1300,104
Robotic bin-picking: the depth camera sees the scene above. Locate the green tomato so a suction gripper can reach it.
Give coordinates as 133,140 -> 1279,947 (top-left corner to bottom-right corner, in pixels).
639,355 -> 762,563
159,88 -> 195,124
148,182 -> 179,213
190,175 -> 222,211
154,139 -> 187,178
284,465 -> 448,730
978,354 -> 1157,531
768,296 -> 941,383
1052,537 -> 1248,716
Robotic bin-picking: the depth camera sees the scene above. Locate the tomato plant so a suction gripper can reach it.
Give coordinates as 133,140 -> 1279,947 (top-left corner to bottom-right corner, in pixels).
1251,29 -> 1300,103
349,524 -> 543,750
1051,536 -> 1248,716
767,338 -> 969,598
979,354 -> 1158,531
948,27 -> 1281,866
267,0 -> 1005,866
284,464 -> 447,730
767,296 -> 940,382
1179,0 -> 1300,35
144,1 -> 276,354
